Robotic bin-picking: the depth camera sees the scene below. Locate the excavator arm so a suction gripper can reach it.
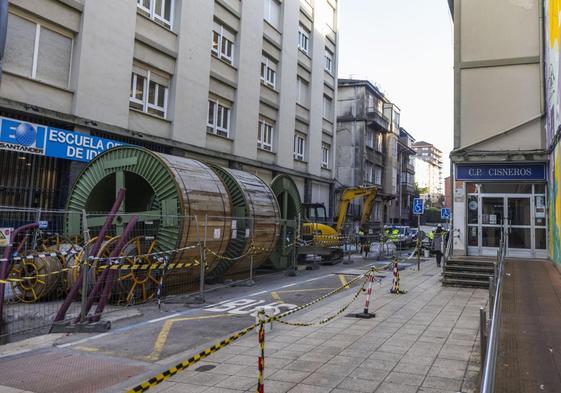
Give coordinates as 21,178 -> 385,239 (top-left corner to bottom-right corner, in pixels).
335,186 -> 378,233
360,189 -> 378,227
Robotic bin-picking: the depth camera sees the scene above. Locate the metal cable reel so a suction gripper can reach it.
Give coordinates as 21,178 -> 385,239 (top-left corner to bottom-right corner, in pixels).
66,236 -> 120,293
116,236 -> 160,305
8,255 -> 62,303
39,234 -> 83,294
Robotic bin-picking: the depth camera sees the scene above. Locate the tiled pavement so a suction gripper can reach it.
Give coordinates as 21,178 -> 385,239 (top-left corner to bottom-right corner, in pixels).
133,262 -> 486,393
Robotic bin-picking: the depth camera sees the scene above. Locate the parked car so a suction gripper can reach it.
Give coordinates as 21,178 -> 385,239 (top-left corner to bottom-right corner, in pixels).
384,225 -> 414,247
410,228 -> 419,242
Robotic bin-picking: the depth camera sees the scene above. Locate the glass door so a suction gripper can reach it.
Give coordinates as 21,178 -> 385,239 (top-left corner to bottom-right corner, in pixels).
480,197 -> 504,256
506,197 -> 532,257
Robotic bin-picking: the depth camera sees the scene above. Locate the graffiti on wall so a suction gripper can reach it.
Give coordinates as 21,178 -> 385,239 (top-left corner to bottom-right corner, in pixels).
550,144 -> 561,264
546,0 -> 561,265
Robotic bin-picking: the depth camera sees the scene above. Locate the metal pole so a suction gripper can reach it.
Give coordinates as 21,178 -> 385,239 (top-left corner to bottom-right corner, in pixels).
248,217 -> 255,285
417,215 -> 421,271
80,210 -> 90,321
200,214 -> 208,301
488,276 -> 494,315
89,215 -> 138,322
0,222 -> 40,329
196,215 -> 205,303
480,307 -> 487,368
54,188 -> 126,323
288,214 -> 300,276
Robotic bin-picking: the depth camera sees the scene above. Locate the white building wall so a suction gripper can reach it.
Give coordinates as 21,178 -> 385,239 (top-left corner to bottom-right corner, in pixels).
0,0 -> 338,204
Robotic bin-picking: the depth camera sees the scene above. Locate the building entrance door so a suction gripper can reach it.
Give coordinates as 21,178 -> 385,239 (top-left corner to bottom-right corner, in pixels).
467,192 -> 545,258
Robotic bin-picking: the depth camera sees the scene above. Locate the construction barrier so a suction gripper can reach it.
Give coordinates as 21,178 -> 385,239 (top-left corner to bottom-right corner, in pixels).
256,310 -> 266,393
390,258 -> 407,294
127,265 -> 390,392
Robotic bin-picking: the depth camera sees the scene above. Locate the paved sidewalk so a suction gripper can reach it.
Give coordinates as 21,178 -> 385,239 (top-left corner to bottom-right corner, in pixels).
124,263 -> 486,393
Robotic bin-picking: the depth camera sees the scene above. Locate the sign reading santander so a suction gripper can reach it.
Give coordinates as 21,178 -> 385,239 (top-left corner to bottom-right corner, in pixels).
0,117 -> 125,162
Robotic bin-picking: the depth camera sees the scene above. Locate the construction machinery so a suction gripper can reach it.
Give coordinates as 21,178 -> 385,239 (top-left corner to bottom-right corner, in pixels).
300,186 -> 377,262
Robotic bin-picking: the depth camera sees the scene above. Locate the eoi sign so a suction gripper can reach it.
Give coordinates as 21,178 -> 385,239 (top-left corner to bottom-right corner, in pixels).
0,117 -> 125,162
456,163 -> 546,181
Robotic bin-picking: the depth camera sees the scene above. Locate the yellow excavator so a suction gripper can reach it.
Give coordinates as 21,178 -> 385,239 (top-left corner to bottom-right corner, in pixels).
300,186 -> 377,262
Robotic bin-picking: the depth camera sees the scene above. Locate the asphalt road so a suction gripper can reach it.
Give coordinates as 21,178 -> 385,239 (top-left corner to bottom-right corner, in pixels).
53,254 -> 414,364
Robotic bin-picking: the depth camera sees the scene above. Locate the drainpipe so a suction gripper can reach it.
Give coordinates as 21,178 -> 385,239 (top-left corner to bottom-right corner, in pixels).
0,0 -> 9,81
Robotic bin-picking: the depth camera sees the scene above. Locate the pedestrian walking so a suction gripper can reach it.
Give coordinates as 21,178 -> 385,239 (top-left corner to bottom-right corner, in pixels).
433,224 -> 444,267
358,227 -> 369,258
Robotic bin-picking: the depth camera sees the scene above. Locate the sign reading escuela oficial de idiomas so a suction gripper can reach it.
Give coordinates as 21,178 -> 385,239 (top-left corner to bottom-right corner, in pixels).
0,116 -> 125,162
456,163 -> 546,181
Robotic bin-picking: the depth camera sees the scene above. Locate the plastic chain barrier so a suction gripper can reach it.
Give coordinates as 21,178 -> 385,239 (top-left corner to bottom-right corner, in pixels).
127,263 -> 390,392
0,265 -> 77,284
127,322 -> 260,393
0,249 -> 81,262
266,271 -> 371,327
0,260 -> 204,284
88,244 -> 200,263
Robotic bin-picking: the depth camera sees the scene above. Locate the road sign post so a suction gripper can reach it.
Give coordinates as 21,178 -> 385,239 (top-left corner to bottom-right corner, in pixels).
413,198 -> 424,271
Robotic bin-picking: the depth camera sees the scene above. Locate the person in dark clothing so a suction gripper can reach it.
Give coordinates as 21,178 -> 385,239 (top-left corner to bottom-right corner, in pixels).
433,224 -> 444,267
358,227 -> 369,258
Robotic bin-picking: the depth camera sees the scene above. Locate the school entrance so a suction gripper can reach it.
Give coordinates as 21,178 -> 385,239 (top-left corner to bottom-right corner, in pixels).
466,183 -> 547,258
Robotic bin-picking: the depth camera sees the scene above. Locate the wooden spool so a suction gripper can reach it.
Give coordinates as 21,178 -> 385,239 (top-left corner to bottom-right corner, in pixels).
221,168 -> 280,275
157,154 -> 232,278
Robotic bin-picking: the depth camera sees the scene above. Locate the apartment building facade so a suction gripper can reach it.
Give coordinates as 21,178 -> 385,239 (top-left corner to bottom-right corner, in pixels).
0,0 -> 338,212
336,78 -> 416,229
394,128 -> 416,225
412,141 -> 444,202
450,0 -> 547,259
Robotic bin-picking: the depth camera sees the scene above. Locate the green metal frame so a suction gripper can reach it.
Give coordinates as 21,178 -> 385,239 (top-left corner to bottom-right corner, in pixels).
65,146 -> 182,252
269,174 -> 302,269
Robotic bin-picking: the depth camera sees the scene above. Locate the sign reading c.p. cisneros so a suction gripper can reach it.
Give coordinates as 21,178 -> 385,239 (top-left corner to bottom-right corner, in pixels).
0,117 -> 125,162
413,198 -> 424,215
456,163 -> 546,181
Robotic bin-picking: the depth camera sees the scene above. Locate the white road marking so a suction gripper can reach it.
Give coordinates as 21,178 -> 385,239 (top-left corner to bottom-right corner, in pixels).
55,270 -> 348,349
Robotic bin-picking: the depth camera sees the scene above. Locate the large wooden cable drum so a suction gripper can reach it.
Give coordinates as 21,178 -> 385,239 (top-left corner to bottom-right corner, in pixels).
208,166 -> 281,278
64,146 -> 232,280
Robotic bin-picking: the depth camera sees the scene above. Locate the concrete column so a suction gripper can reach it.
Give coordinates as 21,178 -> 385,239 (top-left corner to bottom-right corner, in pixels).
232,1 -> 264,160
72,0 -> 137,128
171,0 -> 214,147
276,0 -> 299,169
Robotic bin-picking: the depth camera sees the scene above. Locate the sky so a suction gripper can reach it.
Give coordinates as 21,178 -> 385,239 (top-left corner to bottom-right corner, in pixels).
337,0 -> 454,175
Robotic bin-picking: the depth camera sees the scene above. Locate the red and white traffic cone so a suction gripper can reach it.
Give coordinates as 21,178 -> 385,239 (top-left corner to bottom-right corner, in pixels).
354,274 -> 376,318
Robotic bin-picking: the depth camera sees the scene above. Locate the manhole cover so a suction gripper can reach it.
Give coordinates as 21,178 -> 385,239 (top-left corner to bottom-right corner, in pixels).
196,365 -> 216,372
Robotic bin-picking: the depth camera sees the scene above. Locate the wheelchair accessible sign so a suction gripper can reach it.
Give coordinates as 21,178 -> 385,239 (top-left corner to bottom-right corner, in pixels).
413,198 -> 424,215
0,116 -> 125,162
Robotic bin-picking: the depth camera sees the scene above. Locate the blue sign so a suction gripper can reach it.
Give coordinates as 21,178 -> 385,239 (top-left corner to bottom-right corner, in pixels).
413,198 -> 424,215
38,221 -> 48,229
0,117 -> 125,162
456,163 -> 546,181
441,208 -> 450,220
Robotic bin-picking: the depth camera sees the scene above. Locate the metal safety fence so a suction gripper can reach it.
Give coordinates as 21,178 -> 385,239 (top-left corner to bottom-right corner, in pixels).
0,207 -> 331,342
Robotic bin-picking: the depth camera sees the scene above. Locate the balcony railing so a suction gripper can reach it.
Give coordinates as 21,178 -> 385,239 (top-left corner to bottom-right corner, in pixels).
366,107 -> 389,131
